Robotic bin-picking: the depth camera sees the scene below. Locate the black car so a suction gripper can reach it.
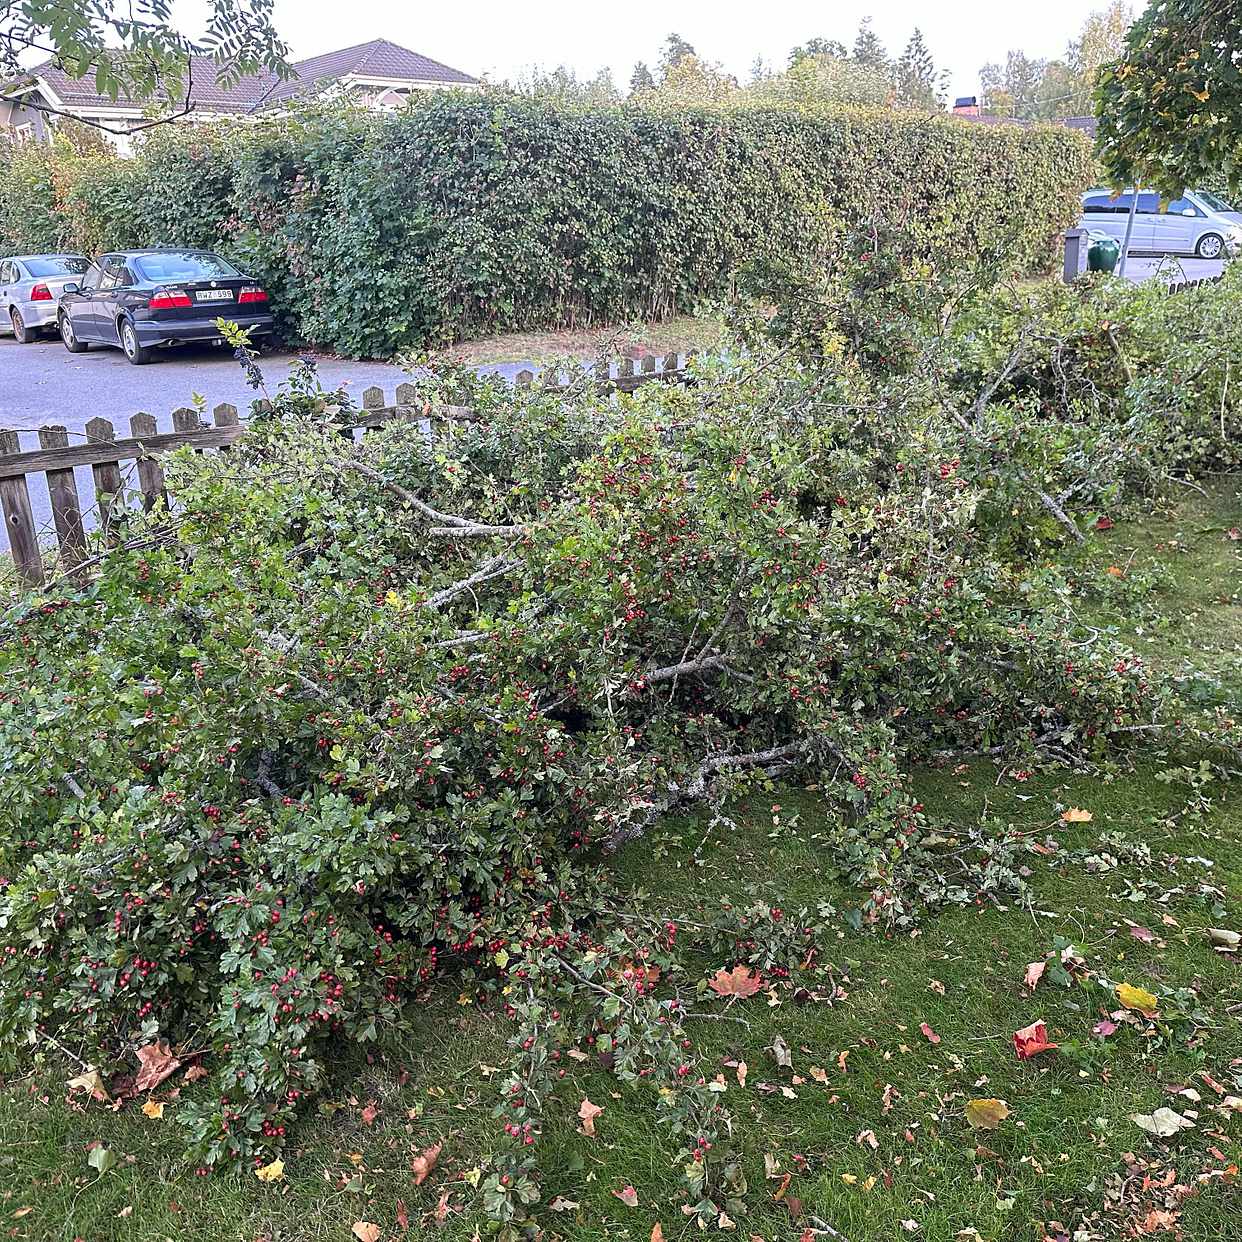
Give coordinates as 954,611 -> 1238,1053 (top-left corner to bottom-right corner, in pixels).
58,249 -> 274,365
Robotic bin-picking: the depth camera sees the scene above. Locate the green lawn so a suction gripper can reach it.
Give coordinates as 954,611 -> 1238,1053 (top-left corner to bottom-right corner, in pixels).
3,486 -> 1241,1242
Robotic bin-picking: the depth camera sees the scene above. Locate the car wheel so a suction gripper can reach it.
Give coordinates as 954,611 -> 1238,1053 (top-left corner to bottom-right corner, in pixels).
1196,232 -> 1225,259
59,312 -> 88,353
120,318 -> 152,366
10,307 -> 36,344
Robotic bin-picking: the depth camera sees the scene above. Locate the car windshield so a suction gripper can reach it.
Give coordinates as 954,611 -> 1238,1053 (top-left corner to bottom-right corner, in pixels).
25,255 -> 89,277
132,252 -> 241,283
1197,190 -> 1237,213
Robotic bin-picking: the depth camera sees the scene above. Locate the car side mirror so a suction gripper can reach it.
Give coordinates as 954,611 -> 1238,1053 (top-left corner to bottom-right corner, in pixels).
62,282 -> 80,293
1182,208 -> 1197,216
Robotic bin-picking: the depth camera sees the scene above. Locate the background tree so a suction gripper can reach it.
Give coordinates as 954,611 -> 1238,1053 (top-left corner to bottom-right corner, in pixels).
1096,0 -> 1239,195
748,52 -> 891,110
894,27 -> 943,111
980,50 -> 1047,119
1035,59 -> 1079,117
629,61 -> 655,95
507,65 -> 622,107
1066,0 -> 1132,113
0,0 -> 289,132
787,37 -> 848,67
851,18 -> 890,78
641,53 -> 738,108
658,33 -> 697,78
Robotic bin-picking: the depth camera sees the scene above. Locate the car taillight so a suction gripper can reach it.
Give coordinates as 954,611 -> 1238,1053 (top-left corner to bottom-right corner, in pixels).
238,286 -> 268,304
148,287 -> 192,309
29,284 -> 52,301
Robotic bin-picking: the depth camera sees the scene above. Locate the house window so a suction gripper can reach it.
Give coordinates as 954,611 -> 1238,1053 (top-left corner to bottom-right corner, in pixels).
15,123 -> 35,144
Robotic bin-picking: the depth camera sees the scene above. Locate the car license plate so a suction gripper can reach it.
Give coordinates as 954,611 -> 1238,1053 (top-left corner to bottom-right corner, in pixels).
196,289 -> 233,302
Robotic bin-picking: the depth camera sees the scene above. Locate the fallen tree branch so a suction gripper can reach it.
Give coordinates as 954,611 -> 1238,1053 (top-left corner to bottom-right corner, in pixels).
424,556 -> 521,610
333,456 -> 526,538
607,738 -> 811,851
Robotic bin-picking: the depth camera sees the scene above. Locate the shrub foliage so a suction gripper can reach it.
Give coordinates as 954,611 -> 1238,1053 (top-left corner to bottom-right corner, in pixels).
0,97 -> 1093,355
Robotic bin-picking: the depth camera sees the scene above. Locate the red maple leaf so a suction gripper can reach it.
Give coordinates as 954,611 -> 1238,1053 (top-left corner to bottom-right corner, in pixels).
1013,1019 -> 1058,1060
708,965 -> 763,998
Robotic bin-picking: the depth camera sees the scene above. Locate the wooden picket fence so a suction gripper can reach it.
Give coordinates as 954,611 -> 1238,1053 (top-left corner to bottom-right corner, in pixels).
0,353 -> 689,588
1166,273 -> 1224,295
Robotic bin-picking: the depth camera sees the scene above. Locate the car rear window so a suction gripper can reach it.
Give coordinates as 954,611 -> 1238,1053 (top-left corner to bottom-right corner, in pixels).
25,256 -> 90,277
132,252 -> 241,282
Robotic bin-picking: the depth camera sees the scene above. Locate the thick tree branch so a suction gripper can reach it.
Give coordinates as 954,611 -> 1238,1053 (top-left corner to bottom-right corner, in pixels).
333,456 -> 526,538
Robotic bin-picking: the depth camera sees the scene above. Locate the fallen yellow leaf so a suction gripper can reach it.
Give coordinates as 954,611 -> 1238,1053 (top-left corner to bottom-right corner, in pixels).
1116,982 -> 1159,1016
965,1098 -> 1011,1130
1060,807 -> 1093,823
141,1099 -> 165,1120
254,1158 -> 284,1183
66,1067 -> 110,1103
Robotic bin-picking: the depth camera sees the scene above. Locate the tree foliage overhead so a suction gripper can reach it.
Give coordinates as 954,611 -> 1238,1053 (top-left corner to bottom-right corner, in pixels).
981,1 -> 1131,120
0,0 -> 289,122
1096,0 -> 1242,196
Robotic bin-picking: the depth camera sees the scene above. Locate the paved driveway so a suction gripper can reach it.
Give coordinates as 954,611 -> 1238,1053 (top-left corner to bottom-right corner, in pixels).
1120,255 -> 1225,283
1,335 -> 427,439
0,335 -> 537,547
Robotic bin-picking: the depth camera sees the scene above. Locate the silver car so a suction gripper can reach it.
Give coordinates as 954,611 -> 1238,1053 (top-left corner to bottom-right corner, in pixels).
0,253 -> 91,342
1079,188 -> 1242,259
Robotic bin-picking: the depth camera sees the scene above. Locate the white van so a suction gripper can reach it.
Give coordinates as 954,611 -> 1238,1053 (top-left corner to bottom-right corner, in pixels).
1079,188 -> 1242,259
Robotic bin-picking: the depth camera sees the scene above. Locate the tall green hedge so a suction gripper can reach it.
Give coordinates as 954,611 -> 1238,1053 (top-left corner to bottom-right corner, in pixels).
0,100 -> 1094,356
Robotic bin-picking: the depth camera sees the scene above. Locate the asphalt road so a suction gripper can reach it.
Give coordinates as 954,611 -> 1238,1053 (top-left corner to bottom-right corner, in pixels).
0,334 -> 533,544
2,334 -> 428,438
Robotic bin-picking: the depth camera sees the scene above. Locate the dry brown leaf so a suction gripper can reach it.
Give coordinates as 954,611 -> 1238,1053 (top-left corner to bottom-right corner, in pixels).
412,1141 -> 442,1186
352,1223 -> 381,1242
134,1042 -> 180,1093
183,1064 -> 208,1084
1060,807 -> 1092,823
578,1098 -> 604,1137
736,1060 -> 748,1088
651,1225 -> 665,1242
360,1100 -> 379,1125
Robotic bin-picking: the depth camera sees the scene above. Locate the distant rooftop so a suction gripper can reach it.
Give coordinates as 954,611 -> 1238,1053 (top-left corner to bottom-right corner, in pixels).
24,38 -> 478,114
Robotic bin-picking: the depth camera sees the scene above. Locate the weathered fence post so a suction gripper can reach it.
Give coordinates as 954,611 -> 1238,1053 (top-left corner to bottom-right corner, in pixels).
85,417 -> 123,539
130,413 -> 167,511
37,425 -> 86,573
0,430 -> 43,587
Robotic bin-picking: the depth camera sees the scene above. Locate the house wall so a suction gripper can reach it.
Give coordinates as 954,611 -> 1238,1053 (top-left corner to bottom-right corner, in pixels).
0,95 -> 53,143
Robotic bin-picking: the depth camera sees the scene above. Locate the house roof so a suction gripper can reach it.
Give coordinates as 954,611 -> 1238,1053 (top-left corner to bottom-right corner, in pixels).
23,38 -> 477,115
270,39 -> 478,101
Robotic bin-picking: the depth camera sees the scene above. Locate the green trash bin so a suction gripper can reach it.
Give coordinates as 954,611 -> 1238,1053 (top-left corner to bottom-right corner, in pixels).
1087,235 -> 1121,274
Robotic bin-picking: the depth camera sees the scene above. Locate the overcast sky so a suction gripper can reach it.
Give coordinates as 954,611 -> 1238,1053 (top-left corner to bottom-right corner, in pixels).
174,0 -> 1143,101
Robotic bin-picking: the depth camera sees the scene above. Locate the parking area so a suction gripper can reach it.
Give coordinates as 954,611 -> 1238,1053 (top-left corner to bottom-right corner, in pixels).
0,335 -> 541,542
1120,255 -> 1226,283
0,334 -> 420,439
